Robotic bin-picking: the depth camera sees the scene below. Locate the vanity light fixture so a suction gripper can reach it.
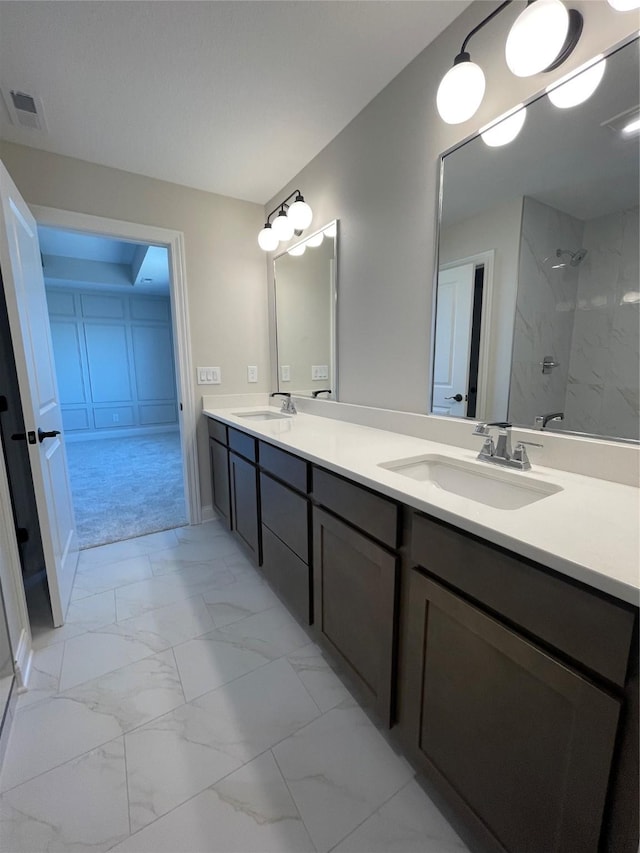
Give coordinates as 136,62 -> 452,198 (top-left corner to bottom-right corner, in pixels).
272,207 -> 295,241
546,55 -> 607,108
436,0 -> 586,125
258,189 -> 313,252
505,0 -> 583,78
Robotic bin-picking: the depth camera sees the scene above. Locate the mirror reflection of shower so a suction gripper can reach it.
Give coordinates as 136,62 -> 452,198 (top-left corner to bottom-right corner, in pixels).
552,248 -> 588,269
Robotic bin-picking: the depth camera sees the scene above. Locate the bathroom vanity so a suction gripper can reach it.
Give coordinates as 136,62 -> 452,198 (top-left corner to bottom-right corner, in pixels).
204,404 -> 638,853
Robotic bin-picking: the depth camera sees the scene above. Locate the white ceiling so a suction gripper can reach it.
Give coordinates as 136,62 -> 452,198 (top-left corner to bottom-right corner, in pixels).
0,0 -> 471,204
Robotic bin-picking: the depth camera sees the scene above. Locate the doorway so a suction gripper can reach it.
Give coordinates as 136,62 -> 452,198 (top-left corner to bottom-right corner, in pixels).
0,194 -> 200,641
39,226 -> 187,549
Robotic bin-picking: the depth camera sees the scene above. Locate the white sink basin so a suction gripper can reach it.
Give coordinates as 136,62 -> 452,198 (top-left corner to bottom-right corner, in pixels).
233,411 -> 291,421
379,454 -> 562,510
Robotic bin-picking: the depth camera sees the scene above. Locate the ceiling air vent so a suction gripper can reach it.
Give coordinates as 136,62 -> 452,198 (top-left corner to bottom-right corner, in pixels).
1,88 -> 48,132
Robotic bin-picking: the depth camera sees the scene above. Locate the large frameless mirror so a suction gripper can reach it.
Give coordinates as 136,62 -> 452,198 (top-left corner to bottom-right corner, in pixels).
432,38 -> 639,442
273,221 -> 338,399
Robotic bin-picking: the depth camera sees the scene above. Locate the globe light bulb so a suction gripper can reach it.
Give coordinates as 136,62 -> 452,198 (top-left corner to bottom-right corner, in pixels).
480,105 -> 527,147
258,225 -> 279,252
271,210 -> 295,241
306,232 -> 324,248
436,56 -> 486,124
546,56 -> 606,108
288,244 -> 306,256
506,0 -> 570,77
607,0 -> 640,9
288,198 -> 313,230
324,222 -> 337,238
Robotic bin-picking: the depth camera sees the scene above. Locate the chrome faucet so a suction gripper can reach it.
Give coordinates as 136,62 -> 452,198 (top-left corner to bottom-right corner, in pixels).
533,412 -> 564,430
473,422 -> 542,471
270,392 -> 297,414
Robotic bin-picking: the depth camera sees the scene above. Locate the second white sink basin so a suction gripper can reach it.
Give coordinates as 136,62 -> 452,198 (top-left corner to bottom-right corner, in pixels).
233,411 -> 291,421
379,454 -> 562,510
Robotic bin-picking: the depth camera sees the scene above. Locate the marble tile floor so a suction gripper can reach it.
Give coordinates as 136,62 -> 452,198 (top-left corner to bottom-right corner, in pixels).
0,521 -> 468,853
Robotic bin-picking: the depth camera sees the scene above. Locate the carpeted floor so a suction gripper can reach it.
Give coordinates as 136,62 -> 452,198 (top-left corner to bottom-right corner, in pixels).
65,430 -> 187,549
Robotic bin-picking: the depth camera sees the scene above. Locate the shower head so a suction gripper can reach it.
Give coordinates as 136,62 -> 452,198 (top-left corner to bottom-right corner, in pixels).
555,248 -> 588,267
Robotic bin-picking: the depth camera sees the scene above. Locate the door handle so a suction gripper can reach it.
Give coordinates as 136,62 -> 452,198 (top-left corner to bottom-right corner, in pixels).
445,394 -> 464,402
38,428 -> 61,443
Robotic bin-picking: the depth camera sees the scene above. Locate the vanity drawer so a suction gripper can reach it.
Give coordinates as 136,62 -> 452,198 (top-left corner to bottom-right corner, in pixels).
260,472 -> 309,563
312,467 -> 399,549
410,513 -> 635,688
207,417 -> 227,445
228,427 -> 257,462
262,526 -> 311,625
260,442 -> 309,494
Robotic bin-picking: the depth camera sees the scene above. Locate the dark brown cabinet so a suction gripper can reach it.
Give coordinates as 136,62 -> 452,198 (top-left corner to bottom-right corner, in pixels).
313,506 -> 398,725
229,450 -> 260,564
207,419 -> 231,528
403,568 -> 621,853
260,471 -> 311,624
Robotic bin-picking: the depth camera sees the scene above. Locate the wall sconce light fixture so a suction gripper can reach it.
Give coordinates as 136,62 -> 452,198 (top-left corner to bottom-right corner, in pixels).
258,190 -> 313,252
437,0 -> 588,125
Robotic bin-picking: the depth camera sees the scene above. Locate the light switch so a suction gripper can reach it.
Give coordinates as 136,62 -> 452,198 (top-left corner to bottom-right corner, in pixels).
311,365 -> 329,381
197,366 -> 221,385
280,365 -> 290,382
247,365 -> 258,383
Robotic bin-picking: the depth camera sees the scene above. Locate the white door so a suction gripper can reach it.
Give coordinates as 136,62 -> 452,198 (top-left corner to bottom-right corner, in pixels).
0,161 -> 78,626
432,263 -> 474,417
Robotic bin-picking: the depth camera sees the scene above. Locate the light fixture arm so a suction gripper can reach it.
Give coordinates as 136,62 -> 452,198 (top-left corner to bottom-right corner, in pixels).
459,0 -> 513,58
265,189 -> 305,225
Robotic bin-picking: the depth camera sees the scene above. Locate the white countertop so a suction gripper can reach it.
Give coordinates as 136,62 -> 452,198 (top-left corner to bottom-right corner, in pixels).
203,405 -> 640,606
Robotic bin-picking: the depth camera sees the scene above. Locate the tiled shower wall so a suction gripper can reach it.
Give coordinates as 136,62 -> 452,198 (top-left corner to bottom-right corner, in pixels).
509,199 -> 638,441
565,206 -> 639,441
508,197 -> 583,429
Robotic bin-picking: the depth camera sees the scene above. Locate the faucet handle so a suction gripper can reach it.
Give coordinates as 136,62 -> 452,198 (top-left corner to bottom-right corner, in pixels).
516,441 -> 542,448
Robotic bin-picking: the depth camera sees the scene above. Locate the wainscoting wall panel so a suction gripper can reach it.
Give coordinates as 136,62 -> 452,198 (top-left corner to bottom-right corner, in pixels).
46,287 -> 178,437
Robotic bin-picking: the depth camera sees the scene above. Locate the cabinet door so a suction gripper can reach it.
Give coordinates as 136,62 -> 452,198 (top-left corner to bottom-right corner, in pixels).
229,451 -> 260,564
313,507 -> 398,725
209,438 -> 230,529
404,570 -> 621,853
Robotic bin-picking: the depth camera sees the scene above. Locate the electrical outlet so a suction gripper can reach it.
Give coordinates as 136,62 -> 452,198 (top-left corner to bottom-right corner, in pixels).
280,365 -> 290,382
247,365 -> 258,383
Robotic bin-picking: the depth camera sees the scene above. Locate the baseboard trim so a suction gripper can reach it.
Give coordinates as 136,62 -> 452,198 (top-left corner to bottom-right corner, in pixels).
65,425 -> 179,443
13,628 -> 33,692
201,504 -> 215,522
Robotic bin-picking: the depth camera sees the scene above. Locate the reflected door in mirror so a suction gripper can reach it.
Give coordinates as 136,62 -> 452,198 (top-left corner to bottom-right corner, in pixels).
433,263 -> 473,417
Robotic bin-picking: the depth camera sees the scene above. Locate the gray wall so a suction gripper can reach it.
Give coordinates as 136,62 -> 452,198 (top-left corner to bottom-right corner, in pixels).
266,0 -> 636,414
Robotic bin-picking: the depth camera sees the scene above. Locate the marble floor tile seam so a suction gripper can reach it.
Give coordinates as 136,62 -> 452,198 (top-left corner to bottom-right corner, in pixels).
0,728 -> 129,796
122,726 -> 133,839
323,777 -> 419,853
102,744 -> 311,853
